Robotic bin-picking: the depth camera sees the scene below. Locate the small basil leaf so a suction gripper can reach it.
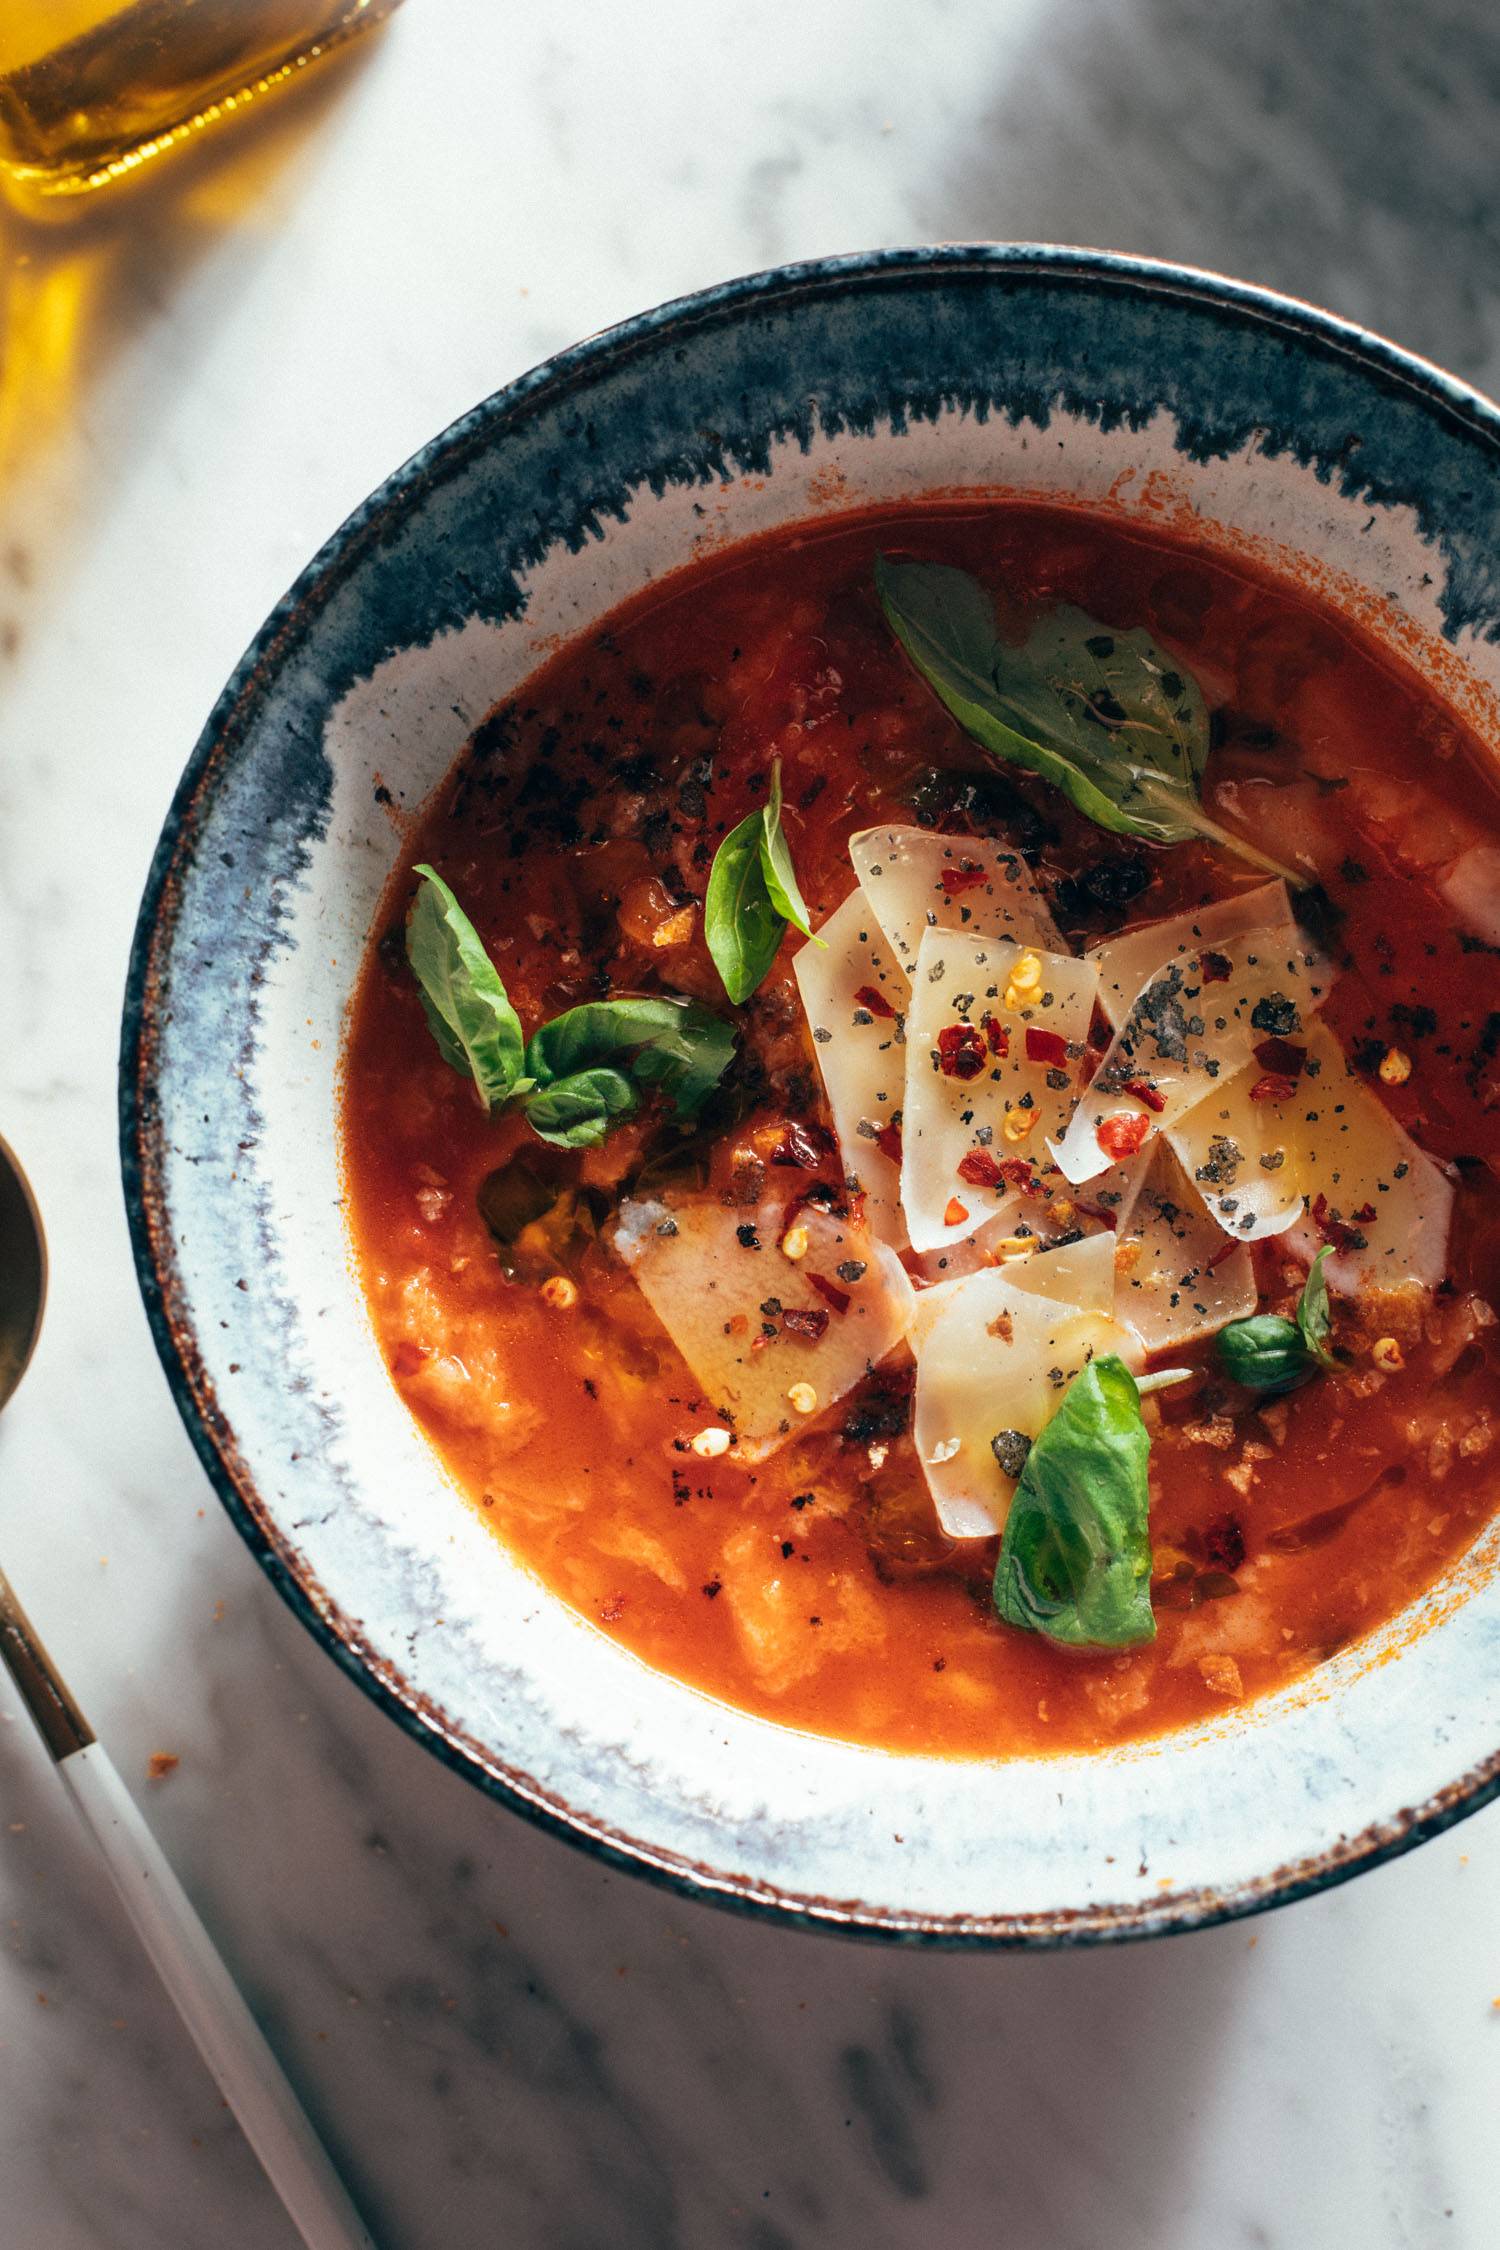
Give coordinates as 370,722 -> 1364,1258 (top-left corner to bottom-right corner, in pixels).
628,1006 -> 736,1117
406,865 -> 526,1109
524,996 -> 734,1120
758,759 -> 818,941
523,1067 -> 639,1148
1216,1313 -> 1317,1395
1296,1245 -> 1338,1368
875,555 -> 1297,884
704,809 -> 785,1004
993,1354 -> 1156,1650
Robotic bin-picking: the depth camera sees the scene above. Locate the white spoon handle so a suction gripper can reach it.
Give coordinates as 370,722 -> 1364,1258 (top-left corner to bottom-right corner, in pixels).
60,1742 -> 376,2250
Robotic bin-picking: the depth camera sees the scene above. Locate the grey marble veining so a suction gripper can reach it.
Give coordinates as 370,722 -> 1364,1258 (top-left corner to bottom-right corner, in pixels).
2,2 -> 1498,2244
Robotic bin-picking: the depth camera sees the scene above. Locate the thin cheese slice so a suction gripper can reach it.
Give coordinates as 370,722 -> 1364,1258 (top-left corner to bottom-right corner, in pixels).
912,1264 -> 1139,1539
902,927 -> 1100,1252
1113,1143 -> 1257,1352
848,825 -> 1062,975
1052,923 -> 1331,1186
1167,1058 -> 1310,1240
1089,882 -> 1293,1030
792,889 -> 908,1246
613,1190 -> 914,1459
1283,1021 -> 1454,1293
1003,1228 -> 1118,1316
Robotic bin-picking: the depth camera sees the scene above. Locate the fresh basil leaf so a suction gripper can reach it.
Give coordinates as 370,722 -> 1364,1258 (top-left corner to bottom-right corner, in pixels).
704,809 -> 785,1004
525,996 -> 733,1120
1296,1245 -> 1338,1368
875,555 -> 1298,884
523,1067 -> 639,1148
1218,1248 -> 1339,1392
406,865 -> 526,1109
1216,1313 -> 1316,1394
758,759 -> 818,940
993,1354 -> 1156,1649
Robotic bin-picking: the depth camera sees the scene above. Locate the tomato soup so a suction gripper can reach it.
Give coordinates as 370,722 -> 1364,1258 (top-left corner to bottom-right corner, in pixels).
342,504 -> 1500,1757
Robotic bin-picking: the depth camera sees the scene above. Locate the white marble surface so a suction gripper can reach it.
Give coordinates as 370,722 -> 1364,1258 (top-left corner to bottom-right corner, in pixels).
2,1 -> 1499,2242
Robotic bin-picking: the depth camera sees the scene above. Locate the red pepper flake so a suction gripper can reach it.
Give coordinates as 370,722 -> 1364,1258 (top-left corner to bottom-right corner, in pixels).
390,1341 -> 427,1379
957,1149 -> 1005,1188
939,863 -> 989,897
1122,1076 -> 1167,1113
1200,950 -> 1233,984
937,1023 -> 987,1080
1249,1072 -> 1299,1105
1206,1237 -> 1243,1270
1088,1011 -> 1113,1051
981,1011 -> 1009,1057
997,1157 -> 1039,1194
1351,1201 -> 1378,1224
943,1197 -> 970,1227
771,1120 -> 836,1168
780,1306 -> 830,1342
806,1273 -> 851,1316
1096,1112 -> 1153,1160
1311,1192 -> 1366,1252
853,983 -> 897,1020
1253,1036 -> 1307,1079
1025,1026 -> 1069,1068
873,1121 -> 904,1164
1076,1199 -> 1118,1231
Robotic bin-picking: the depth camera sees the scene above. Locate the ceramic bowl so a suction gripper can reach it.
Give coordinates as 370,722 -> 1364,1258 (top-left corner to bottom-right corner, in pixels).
122,247 -> 1500,1944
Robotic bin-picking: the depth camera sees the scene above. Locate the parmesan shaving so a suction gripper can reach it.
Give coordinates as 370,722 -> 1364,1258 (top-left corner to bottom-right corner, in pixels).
612,1191 -> 914,1459
902,927 -> 1100,1252
792,889 -> 907,1245
849,824 -> 1062,977
912,1265 -> 1139,1538
1051,923 -> 1331,1186
1088,882 -> 1294,1030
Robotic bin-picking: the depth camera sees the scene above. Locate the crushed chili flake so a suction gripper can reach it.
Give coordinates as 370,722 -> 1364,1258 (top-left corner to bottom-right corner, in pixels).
1200,950 -> 1232,984
1249,1073 -> 1299,1104
939,863 -> 989,896
996,1157 -> 1039,1194
1025,1027 -> 1069,1068
852,984 -> 897,1020
980,1011 -> 1009,1057
1122,1076 -> 1167,1113
1096,1112 -> 1153,1160
1311,1192 -> 1367,1252
780,1306 -> 830,1342
957,1149 -> 1006,1188
771,1120 -> 836,1167
936,1023 -> 987,1080
1253,1036 -> 1307,1079
1075,1199 -> 1118,1230
873,1121 -> 903,1164
943,1196 -> 970,1227
390,1341 -> 427,1378
806,1272 -> 852,1315
1206,1237 -> 1243,1270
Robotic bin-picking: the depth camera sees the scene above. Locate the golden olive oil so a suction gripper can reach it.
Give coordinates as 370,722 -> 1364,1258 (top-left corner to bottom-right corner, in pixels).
0,0 -> 403,198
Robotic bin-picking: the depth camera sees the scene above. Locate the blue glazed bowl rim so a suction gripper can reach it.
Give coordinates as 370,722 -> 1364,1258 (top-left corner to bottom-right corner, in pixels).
119,244 -> 1500,1946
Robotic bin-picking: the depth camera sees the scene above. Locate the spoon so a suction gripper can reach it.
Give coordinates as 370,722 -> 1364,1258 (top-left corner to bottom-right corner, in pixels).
0,1134 -> 376,2250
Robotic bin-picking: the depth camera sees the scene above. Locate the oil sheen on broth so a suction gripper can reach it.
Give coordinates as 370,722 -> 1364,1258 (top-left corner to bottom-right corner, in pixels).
342,504 -> 1500,1758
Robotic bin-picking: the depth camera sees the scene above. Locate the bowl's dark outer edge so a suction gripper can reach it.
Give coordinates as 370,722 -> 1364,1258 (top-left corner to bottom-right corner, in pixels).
119,243 -> 1500,1948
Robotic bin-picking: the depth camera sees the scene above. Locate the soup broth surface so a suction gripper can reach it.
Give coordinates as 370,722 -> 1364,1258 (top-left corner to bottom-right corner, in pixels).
342,504 -> 1500,1756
